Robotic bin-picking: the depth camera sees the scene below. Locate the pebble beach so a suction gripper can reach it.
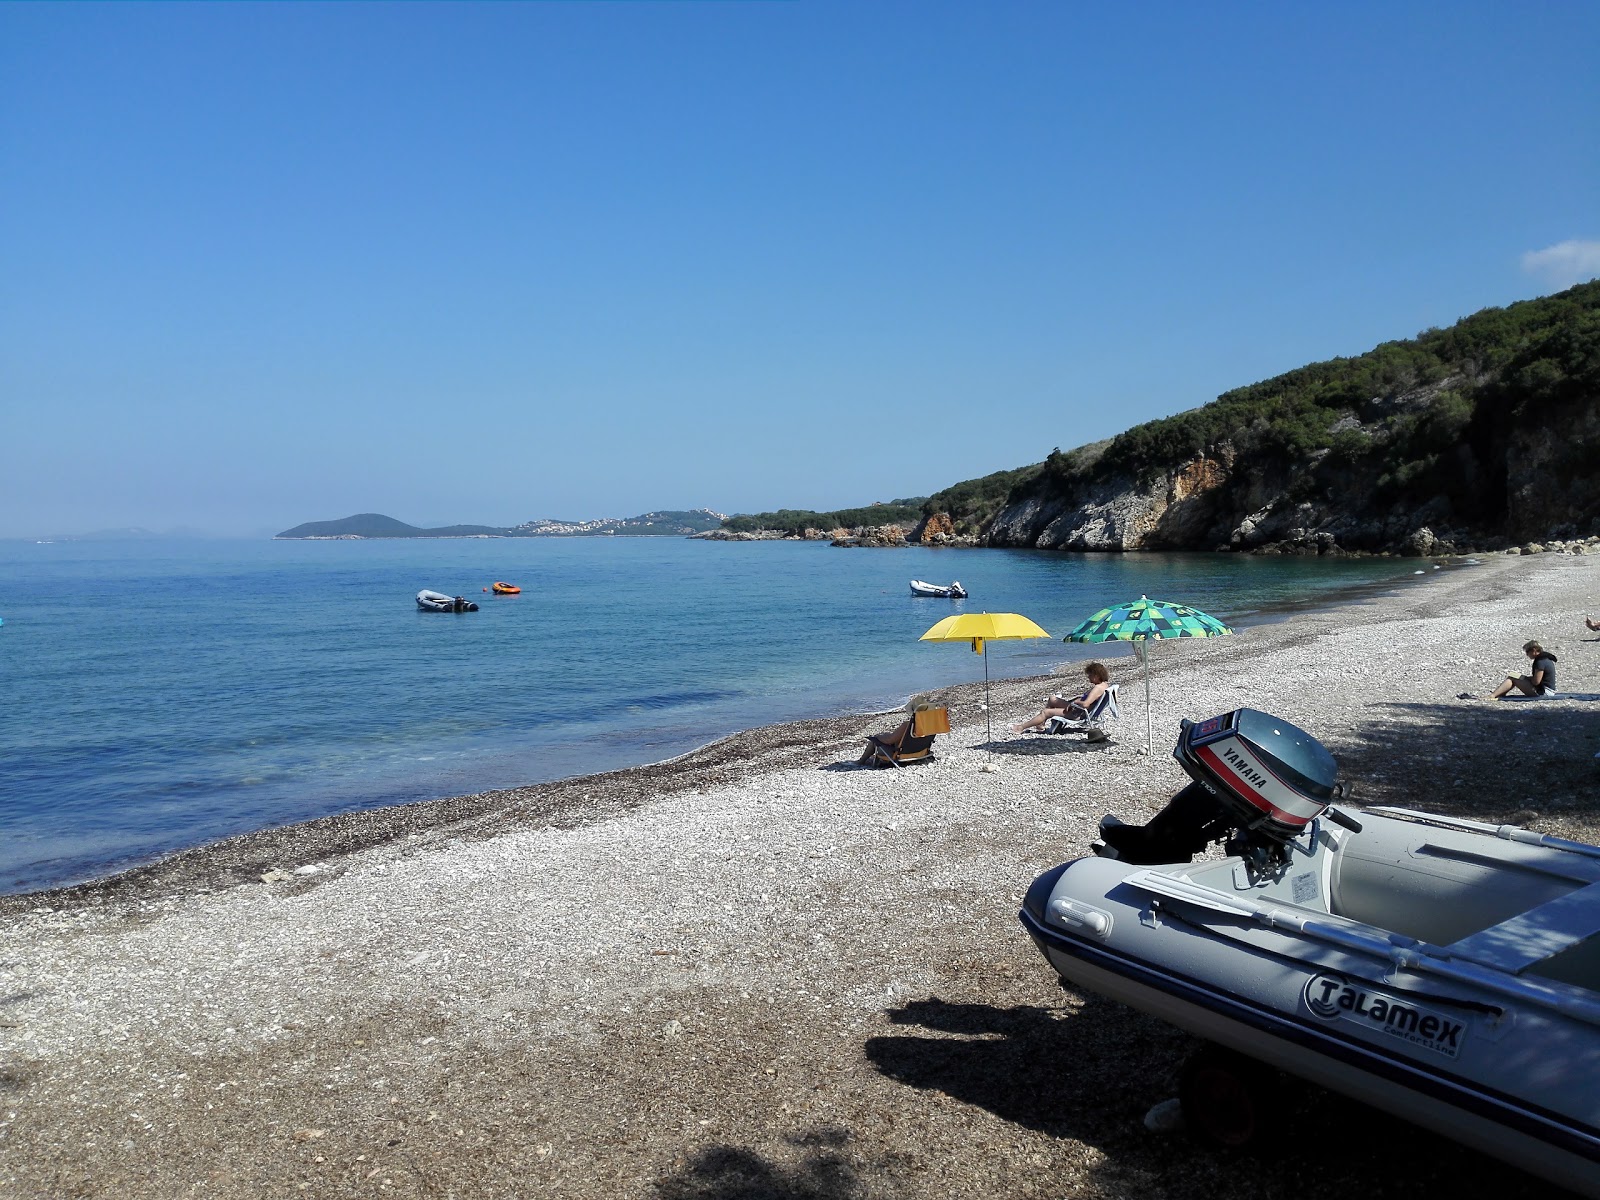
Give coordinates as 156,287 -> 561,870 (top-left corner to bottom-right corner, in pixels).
4,551 -> 1599,1200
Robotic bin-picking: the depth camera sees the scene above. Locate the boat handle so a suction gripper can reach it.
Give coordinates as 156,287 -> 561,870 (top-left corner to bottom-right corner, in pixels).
1325,806 -> 1363,833
1049,897 -> 1113,939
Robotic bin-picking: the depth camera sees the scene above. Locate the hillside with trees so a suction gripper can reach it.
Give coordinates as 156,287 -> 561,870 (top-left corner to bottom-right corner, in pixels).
937,280 -> 1600,554
720,500 -> 926,536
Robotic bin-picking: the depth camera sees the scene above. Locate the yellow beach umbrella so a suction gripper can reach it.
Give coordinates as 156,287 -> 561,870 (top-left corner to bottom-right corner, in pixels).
920,612 -> 1052,741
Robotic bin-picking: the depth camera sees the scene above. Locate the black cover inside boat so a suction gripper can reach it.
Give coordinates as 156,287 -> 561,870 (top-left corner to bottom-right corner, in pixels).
1097,782 -> 1232,864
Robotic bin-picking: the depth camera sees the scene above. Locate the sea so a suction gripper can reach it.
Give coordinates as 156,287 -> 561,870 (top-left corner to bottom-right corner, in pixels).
0,536 -> 1433,895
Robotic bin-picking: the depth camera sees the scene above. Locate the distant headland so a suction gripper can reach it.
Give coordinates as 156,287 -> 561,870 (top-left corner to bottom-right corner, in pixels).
274,510 -> 728,539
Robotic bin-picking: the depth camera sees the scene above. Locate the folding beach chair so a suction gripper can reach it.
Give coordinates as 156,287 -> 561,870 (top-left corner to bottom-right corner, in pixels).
1042,684 -> 1120,741
863,706 -> 951,767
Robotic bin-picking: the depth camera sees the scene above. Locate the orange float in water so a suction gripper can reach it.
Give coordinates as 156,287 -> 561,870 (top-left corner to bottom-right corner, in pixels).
491,581 -> 521,595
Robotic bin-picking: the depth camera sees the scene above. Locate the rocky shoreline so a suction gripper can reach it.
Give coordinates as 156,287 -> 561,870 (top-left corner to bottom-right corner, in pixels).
3,553 -> 1598,1198
696,520 -> 1600,560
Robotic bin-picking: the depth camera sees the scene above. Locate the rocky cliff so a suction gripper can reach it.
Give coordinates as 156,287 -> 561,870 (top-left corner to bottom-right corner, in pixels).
977,281 -> 1600,555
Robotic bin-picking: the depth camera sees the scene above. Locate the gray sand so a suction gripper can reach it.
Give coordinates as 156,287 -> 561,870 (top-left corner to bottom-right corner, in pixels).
4,551 -> 1599,1199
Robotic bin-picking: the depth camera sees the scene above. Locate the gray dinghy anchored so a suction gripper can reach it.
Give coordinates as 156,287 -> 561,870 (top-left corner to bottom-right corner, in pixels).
1020,708 -> 1600,1197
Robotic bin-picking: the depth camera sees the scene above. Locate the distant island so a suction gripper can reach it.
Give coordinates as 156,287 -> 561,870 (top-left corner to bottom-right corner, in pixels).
274,510 -> 728,539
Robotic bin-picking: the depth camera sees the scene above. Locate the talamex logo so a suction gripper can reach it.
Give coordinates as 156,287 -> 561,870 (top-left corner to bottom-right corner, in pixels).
1304,973 -> 1465,1059
1220,744 -> 1268,789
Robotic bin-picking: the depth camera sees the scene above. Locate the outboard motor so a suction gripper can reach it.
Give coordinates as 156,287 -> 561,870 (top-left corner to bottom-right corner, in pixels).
1095,708 -> 1340,867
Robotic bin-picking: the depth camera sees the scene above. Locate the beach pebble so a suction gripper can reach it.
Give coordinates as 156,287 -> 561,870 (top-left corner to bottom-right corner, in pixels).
293,865 -> 321,876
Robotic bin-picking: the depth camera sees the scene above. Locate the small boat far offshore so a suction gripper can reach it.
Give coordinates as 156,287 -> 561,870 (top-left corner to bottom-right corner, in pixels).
417,589 -> 478,613
1020,708 -> 1600,1197
909,579 -> 967,598
491,581 -> 521,595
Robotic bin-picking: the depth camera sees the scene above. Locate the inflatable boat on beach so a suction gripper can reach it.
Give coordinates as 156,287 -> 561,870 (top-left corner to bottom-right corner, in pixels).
1019,708 -> 1600,1197
416,589 -> 478,612
909,579 -> 967,598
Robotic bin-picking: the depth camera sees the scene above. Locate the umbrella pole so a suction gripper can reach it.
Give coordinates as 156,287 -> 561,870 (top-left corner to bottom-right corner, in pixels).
1144,640 -> 1153,754
983,647 -> 992,742
1127,639 -> 1150,754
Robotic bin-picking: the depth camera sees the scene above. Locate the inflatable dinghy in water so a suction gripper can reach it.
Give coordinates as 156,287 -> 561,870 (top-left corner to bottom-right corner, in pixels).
1020,708 -> 1600,1197
416,589 -> 478,613
909,579 -> 967,598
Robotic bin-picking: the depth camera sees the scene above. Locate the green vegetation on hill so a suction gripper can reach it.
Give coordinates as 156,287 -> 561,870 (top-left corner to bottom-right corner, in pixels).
980,279 -> 1600,544
1085,282 -> 1599,486
922,467 -> 1043,536
721,500 -> 926,535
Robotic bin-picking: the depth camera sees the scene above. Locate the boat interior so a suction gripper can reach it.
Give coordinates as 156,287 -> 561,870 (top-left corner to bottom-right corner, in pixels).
1175,808 -> 1600,994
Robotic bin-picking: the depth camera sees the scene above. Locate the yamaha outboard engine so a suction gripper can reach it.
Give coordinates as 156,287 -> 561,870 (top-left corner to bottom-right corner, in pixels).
1095,709 -> 1340,867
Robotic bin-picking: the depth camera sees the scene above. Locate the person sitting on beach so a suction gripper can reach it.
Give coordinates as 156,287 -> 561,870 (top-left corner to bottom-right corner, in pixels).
857,703 -> 935,765
1489,640 -> 1559,700
1011,662 -> 1112,732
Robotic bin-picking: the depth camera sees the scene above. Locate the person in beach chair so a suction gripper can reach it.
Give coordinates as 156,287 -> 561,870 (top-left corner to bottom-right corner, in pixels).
857,703 -> 951,767
1011,662 -> 1118,742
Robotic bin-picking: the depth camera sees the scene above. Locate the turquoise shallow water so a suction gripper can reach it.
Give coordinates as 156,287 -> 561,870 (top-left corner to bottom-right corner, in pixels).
0,536 -> 1428,893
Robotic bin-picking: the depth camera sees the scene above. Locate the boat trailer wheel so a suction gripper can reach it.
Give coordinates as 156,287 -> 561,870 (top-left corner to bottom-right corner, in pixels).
1177,1045 -> 1280,1150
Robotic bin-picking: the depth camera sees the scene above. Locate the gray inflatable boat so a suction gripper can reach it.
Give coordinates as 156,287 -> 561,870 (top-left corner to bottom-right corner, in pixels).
416,589 -> 478,613
1020,709 -> 1600,1197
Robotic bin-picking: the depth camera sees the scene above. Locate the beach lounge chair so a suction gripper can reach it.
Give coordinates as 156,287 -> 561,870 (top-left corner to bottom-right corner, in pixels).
862,706 -> 951,767
1042,684 -> 1120,741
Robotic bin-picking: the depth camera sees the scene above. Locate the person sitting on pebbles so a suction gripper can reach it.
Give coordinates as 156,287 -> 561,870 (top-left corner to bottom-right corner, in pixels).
1012,662 -> 1112,732
1489,640 -> 1559,700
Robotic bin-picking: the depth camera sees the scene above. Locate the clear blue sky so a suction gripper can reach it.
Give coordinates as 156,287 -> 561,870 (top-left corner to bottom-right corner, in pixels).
3,2 -> 1596,538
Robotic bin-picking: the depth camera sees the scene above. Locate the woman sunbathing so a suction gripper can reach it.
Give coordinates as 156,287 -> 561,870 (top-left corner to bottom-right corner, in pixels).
1011,662 -> 1111,732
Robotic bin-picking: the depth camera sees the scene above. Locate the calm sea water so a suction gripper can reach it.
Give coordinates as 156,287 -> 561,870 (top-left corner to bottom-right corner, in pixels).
0,536 -> 1428,893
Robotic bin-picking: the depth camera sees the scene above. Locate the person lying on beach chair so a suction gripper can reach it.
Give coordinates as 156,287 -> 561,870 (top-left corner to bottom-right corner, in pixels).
857,703 -> 950,767
1011,663 -> 1116,740
1044,682 -> 1119,741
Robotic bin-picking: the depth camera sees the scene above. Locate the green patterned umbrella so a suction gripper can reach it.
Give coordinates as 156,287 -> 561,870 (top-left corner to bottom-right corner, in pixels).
1063,596 -> 1233,752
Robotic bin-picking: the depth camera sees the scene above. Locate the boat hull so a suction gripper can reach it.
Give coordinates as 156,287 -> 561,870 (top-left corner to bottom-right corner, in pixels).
1020,815 -> 1600,1197
416,589 -> 478,612
909,579 -> 967,598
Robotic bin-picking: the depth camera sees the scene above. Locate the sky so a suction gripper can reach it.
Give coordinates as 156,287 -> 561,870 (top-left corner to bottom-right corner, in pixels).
2,2 -> 1597,539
